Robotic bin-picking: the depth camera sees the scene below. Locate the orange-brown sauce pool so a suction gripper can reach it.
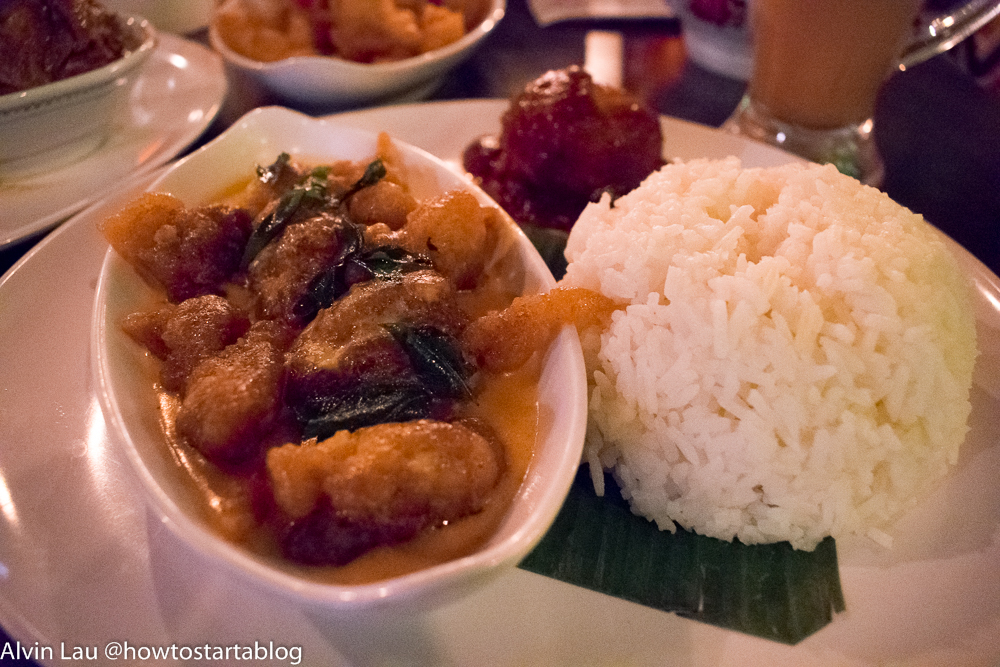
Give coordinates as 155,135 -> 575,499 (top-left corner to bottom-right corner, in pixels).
157,357 -> 541,584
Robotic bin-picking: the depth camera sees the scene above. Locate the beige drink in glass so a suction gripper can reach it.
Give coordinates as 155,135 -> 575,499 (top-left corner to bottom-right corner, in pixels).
726,0 -> 1000,183
749,0 -> 920,129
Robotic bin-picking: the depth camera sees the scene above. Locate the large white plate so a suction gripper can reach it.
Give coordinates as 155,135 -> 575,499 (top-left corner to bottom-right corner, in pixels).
0,99 -> 998,666
0,33 -> 226,250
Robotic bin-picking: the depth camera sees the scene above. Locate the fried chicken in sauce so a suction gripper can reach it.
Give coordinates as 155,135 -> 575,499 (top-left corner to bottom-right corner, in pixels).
268,420 -> 503,565
100,192 -> 253,303
175,321 -> 289,465
102,144 -> 611,573
121,294 -> 251,393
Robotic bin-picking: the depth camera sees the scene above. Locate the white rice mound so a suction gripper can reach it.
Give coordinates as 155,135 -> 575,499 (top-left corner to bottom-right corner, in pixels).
562,158 -> 978,551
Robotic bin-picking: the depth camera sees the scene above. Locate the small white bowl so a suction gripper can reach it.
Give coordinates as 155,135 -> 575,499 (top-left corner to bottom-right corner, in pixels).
208,0 -> 505,110
92,106 -> 587,614
0,15 -> 156,179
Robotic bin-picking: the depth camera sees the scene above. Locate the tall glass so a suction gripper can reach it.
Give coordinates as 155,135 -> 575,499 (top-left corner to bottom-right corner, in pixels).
724,0 -> 1000,184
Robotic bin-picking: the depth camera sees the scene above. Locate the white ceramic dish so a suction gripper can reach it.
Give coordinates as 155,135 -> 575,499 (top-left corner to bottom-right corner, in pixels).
0,15 -> 156,178
208,0 -> 505,109
0,100 -> 998,666
91,105 -> 588,613
0,32 -> 226,250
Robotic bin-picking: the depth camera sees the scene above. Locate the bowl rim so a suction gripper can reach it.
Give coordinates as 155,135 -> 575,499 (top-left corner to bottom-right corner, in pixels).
0,14 -> 157,114
91,105 -> 587,611
208,0 -> 505,74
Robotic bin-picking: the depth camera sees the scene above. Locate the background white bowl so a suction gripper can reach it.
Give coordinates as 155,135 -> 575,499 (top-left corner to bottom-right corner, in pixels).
0,15 -> 156,179
208,0 -> 505,110
92,105 -> 587,614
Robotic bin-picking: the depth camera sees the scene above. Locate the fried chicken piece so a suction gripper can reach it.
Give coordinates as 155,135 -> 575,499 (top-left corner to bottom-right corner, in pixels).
99,193 -> 253,303
175,321 -> 287,465
285,321 -> 430,436
347,179 -> 417,230
289,269 -> 467,351
284,269 -> 470,434
462,286 -> 617,372
290,323 -> 413,389
247,211 -> 358,324
397,191 -> 506,290
213,0 -> 314,62
266,419 -> 503,565
121,295 -> 251,393
329,0 -> 464,63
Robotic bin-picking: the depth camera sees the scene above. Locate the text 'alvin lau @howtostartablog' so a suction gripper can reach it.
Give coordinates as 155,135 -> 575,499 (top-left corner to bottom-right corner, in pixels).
2,639 -> 303,664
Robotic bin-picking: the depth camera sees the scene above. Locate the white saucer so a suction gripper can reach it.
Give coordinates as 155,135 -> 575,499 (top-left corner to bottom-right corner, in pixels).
0,33 -> 226,249
0,101 -> 998,666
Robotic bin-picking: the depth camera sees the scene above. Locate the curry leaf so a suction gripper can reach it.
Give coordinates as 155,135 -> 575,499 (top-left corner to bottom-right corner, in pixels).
292,222 -> 366,322
256,152 -> 291,185
301,383 -> 435,440
361,246 -> 433,279
241,167 -> 332,269
241,158 -> 383,271
385,323 -> 472,400
339,159 -> 387,203
295,244 -> 432,324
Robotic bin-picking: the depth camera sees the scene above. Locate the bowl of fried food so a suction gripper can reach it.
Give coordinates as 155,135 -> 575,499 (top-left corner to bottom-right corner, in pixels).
92,105 -> 603,613
208,0 -> 505,110
0,0 -> 156,178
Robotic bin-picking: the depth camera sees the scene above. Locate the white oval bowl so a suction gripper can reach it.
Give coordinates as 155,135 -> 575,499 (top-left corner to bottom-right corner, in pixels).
92,105 -> 587,614
0,15 -> 157,179
208,0 -> 505,110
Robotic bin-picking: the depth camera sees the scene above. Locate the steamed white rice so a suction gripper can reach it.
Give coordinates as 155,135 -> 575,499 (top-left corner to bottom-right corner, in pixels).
562,158 -> 977,551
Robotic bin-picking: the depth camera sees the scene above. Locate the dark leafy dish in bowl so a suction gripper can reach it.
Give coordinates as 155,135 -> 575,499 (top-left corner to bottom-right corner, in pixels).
92,106 -> 597,610
0,0 -> 156,177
